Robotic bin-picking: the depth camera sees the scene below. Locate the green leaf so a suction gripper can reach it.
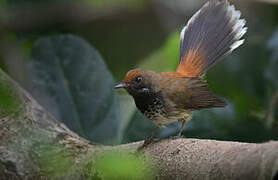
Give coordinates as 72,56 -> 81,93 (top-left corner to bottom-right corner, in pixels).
26,34 -> 120,144
93,151 -> 155,180
138,31 -> 180,72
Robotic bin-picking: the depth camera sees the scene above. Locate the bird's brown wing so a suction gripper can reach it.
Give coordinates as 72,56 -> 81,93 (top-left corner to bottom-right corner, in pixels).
160,73 -> 227,110
177,0 -> 247,77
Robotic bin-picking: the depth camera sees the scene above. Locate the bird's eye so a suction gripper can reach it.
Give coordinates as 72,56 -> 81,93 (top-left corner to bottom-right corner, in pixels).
135,76 -> 142,84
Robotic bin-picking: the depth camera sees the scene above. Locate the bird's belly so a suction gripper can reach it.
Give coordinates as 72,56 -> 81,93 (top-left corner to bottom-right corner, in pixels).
152,114 -> 177,126
142,104 -> 167,123
134,95 -> 192,126
144,106 -> 192,126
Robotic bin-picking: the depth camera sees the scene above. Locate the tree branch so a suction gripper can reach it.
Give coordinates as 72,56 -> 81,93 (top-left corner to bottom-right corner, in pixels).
0,67 -> 278,180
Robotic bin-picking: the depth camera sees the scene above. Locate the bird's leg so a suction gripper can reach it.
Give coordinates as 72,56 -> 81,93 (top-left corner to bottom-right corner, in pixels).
177,119 -> 186,137
142,126 -> 160,147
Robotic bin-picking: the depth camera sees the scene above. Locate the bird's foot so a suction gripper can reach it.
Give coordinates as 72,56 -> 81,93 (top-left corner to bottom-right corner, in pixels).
137,138 -> 161,151
142,137 -> 154,147
171,132 -> 185,140
137,126 -> 161,151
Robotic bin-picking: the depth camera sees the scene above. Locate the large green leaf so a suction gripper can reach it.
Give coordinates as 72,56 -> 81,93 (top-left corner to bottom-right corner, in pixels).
122,110 -> 155,143
26,34 -> 120,143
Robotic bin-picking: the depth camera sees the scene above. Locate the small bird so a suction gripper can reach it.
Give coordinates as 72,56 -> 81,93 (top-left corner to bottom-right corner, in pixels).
115,0 -> 247,145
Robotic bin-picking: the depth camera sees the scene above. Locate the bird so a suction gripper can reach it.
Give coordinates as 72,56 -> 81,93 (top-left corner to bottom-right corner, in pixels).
115,0 -> 247,146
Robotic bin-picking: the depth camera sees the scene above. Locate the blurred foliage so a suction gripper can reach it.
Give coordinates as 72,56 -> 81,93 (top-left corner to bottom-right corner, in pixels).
92,151 -> 155,180
7,0 -> 147,7
26,35 -> 120,144
1,0 -> 278,178
266,27 -> 278,88
87,0 -> 147,9
139,32 -> 180,72
0,60 -> 6,71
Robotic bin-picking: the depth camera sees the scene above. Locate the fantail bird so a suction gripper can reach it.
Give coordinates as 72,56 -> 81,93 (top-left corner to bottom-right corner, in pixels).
115,0 -> 247,145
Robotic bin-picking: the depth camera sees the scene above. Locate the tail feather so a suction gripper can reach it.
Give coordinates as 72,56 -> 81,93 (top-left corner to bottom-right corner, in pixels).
177,0 -> 247,77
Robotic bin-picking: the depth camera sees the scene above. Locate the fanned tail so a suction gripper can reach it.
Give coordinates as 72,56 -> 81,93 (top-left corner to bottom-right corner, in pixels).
177,0 -> 247,77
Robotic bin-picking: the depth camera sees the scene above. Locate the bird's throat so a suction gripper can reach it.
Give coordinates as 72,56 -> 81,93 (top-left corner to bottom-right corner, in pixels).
133,92 -> 166,120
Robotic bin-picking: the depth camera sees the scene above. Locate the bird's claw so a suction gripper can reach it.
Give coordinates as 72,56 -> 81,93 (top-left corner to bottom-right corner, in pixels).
142,137 -> 154,147
171,134 -> 185,140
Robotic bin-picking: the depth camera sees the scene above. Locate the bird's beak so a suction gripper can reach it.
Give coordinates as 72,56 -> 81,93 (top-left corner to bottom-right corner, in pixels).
114,82 -> 127,89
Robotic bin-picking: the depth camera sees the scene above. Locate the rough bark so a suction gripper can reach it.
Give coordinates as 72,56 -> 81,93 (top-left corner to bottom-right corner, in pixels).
0,67 -> 278,180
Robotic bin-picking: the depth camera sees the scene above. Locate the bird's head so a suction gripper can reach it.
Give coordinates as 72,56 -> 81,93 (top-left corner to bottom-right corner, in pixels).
115,69 -> 159,97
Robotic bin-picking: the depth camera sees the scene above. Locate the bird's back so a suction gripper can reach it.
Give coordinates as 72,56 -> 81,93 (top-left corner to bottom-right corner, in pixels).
159,72 -> 227,111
